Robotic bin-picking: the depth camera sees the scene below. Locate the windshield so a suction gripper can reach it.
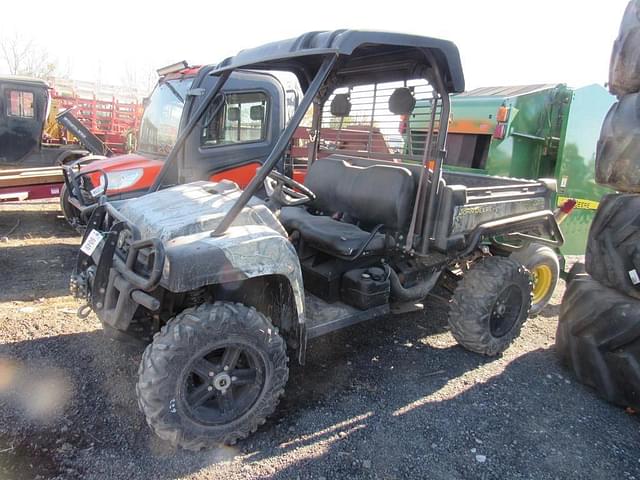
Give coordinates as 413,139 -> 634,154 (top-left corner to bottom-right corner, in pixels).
137,77 -> 193,156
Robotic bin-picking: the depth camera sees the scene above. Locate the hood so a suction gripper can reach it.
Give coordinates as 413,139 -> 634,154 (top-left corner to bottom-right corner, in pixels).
79,153 -> 162,173
79,153 -> 163,194
115,180 -> 286,242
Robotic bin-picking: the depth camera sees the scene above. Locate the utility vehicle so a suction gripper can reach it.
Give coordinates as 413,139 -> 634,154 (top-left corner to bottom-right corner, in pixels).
61,64 -> 292,227
0,76 -> 53,166
63,72 -> 572,317
72,30 -> 564,449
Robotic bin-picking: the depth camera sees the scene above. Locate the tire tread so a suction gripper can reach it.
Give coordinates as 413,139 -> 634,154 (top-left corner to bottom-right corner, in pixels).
136,301 -> 288,450
448,256 -> 532,356
556,274 -> 640,408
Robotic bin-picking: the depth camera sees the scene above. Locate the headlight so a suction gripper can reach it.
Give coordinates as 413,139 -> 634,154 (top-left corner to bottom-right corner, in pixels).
100,168 -> 144,191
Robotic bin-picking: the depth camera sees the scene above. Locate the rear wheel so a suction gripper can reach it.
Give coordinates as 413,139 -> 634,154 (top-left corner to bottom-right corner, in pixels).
136,302 -> 288,450
448,256 -> 531,356
511,244 -> 560,316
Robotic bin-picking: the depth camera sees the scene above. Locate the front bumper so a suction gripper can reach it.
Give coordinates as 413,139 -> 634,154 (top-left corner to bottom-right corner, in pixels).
72,202 -> 164,331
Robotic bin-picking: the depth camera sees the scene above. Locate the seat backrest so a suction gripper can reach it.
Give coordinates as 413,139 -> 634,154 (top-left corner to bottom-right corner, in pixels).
305,157 -> 416,231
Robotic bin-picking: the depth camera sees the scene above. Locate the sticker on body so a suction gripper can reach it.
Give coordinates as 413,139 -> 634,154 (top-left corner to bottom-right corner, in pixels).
90,186 -> 105,198
80,229 -> 103,256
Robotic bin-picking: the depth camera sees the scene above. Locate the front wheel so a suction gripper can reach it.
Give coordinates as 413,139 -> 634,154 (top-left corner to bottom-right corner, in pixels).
448,256 -> 532,356
136,302 -> 289,450
59,184 -> 82,230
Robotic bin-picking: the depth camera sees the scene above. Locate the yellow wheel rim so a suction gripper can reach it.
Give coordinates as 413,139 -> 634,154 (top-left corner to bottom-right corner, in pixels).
531,264 -> 553,304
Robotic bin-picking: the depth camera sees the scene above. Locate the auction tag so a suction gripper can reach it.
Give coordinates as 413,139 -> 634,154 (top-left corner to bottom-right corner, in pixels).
80,229 -> 103,256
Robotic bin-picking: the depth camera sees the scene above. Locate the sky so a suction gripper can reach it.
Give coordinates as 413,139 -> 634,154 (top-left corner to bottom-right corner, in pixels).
0,0 -> 630,93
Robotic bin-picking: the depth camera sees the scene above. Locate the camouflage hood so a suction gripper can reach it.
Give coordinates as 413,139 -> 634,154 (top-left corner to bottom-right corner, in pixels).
115,180 -> 287,243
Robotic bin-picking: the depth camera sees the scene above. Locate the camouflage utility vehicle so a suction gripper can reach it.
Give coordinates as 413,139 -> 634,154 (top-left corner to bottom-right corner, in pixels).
72,31 -> 564,449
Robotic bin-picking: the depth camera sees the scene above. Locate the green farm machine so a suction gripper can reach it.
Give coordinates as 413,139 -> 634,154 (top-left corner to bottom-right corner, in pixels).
409,83 -> 614,255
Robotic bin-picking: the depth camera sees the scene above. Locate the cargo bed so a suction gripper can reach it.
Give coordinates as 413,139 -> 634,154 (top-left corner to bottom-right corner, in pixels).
331,154 -> 561,255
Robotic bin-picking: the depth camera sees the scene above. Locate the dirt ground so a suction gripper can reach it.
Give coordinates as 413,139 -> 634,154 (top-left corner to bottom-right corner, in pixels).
0,201 -> 639,480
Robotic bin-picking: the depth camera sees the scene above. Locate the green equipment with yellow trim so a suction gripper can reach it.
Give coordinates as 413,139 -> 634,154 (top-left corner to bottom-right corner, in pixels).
407,83 -> 615,313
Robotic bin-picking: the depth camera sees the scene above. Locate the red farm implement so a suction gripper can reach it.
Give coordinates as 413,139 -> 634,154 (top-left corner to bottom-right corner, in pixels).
44,78 -> 144,154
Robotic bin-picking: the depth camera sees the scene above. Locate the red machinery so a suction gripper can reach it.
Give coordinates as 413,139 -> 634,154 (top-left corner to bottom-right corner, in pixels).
44,78 -> 143,154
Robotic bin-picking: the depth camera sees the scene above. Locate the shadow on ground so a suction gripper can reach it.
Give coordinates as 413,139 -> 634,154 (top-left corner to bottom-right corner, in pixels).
0,243 -> 78,302
0,208 -> 77,241
538,301 -> 561,319
1,297 -> 638,480
0,204 -> 79,302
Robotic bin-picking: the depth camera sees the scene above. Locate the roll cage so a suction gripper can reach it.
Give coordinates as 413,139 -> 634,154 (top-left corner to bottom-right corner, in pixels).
151,30 -> 465,255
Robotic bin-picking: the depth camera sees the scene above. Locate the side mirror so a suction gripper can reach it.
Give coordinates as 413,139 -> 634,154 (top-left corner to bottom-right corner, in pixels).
286,89 -> 300,110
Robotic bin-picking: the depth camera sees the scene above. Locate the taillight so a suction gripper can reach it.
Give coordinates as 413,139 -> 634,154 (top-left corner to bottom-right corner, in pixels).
493,123 -> 508,140
493,103 -> 510,139
496,105 -> 510,123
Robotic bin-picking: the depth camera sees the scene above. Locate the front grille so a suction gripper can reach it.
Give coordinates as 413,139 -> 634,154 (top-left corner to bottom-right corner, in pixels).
118,231 -> 153,277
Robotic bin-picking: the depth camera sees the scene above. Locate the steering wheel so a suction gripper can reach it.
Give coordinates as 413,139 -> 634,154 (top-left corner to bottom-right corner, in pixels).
264,170 -> 316,207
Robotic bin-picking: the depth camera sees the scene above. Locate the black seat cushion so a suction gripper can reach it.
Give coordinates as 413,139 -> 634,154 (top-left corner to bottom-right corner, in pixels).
280,207 -> 386,257
305,157 -> 416,231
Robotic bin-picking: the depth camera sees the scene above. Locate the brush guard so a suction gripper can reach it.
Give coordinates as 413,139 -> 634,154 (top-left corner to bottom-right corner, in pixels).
71,202 -> 164,329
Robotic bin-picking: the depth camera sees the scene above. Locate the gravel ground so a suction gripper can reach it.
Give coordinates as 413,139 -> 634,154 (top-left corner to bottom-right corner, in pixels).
0,201 -> 639,480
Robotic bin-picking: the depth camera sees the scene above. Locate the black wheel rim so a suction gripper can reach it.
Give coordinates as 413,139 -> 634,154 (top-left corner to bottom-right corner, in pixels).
489,284 -> 524,338
181,342 -> 265,426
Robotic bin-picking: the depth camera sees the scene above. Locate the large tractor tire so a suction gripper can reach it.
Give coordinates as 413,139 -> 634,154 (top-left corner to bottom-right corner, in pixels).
585,194 -> 640,300
511,243 -> 560,316
556,274 -> 640,409
609,0 -> 640,97
565,262 -> 587,285
595,95 -> 640,192
448,256 -> 532,356
137,302 -> 288,450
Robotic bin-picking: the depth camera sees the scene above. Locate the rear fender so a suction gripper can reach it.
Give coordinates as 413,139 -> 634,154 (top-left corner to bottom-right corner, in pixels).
463,210 -> 565,258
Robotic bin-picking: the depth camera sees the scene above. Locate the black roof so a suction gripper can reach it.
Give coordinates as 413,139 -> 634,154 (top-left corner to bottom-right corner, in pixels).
0,75 -> 49,89
214,30 -> 465,93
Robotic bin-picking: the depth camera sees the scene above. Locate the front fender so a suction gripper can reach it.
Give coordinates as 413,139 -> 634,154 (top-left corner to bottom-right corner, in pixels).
161,224 -> 305,323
